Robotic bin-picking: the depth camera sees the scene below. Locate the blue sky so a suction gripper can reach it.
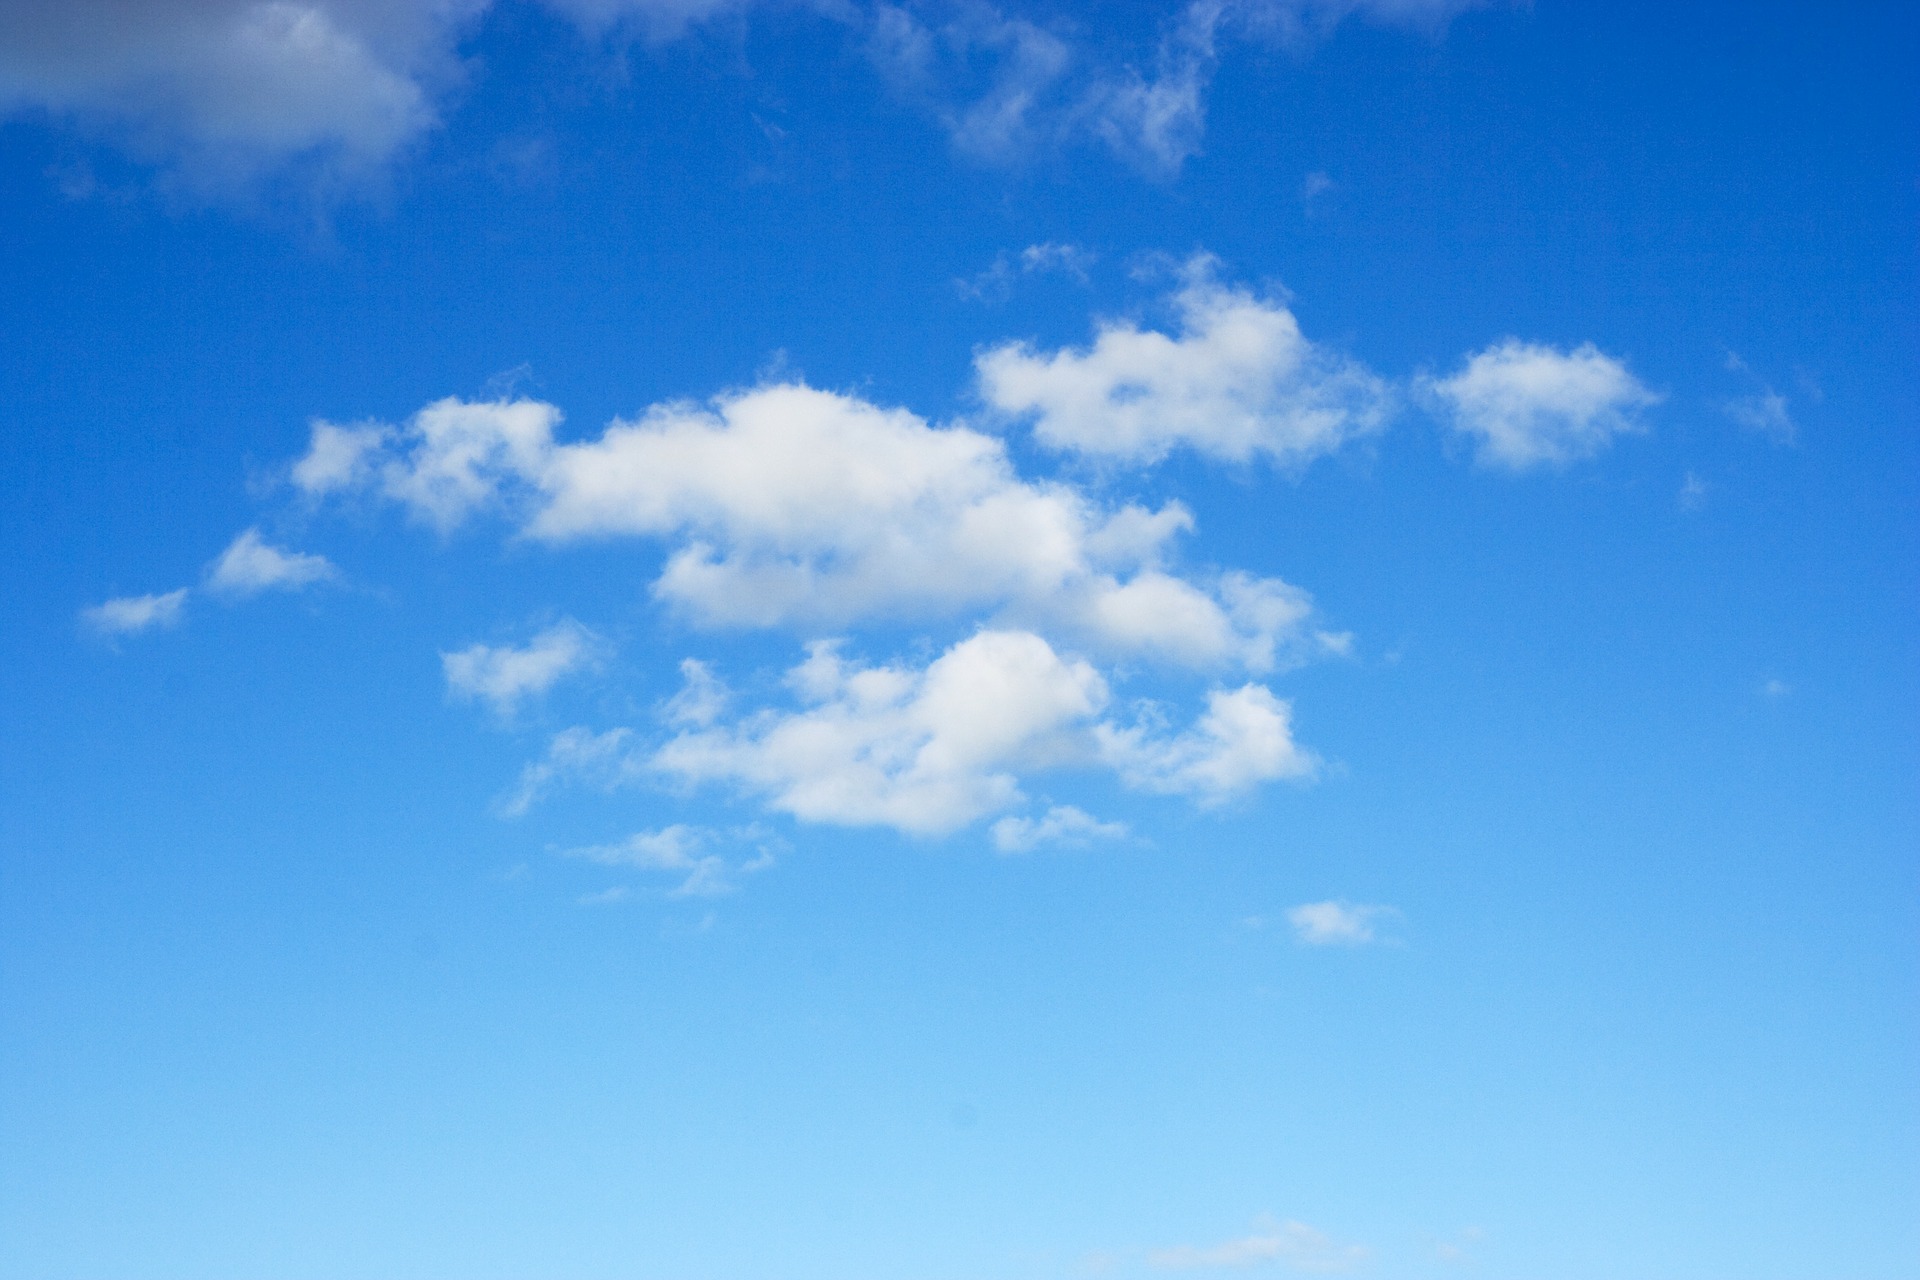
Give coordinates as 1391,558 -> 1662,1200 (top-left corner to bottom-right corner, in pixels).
1,1 -> 1915,1276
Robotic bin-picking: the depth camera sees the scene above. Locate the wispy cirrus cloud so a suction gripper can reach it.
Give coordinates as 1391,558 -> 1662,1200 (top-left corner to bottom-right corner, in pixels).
442,619 -> 606,716
81,587 -> 189,636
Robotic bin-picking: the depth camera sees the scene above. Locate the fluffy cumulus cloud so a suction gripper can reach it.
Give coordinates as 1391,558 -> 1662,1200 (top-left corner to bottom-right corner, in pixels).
1148,1215 -> 1370,1271
977,258 -> 1391,465
1285,899 -> 1395,945
292,381 -> 1333,672
655,630 -> 1109,835
205,527 -> 335,595
990,803 -> 1128,853
82,587 -> 189,635
650,632 -> 1313,835
1097,684 -> 1317,801
442,619 -> 605,715
1423,339 -> 1660,469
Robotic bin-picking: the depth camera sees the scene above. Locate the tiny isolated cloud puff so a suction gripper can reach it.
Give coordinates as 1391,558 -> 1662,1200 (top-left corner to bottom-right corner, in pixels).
81,588 -> 189,637
1285,899 -> 1400,946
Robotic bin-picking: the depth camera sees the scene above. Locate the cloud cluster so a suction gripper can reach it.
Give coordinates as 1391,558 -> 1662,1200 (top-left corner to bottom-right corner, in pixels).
292,379 -> 1333,672
520,630 -> 1309,837
268,262 -> 1668,845
1423,339 -> 1659,469
82,527 -> 333,637
978,258 -> 1391,465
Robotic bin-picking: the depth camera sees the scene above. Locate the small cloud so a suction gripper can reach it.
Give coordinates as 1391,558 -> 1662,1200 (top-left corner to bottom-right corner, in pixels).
82,588 -> 189,637
1148,1216 -> 1369,1272
1762,678 -> 1791,698
1721,351 -> 1797,444
442,619 -> 606,716
990,804 -> 1129,853
1285,900 -> 1397,946
1678,471 -> 1709,511
1423,339 -> 1661,470
1723,389 -> 1796,444
1301,170 -> 1335,208
205,528 -> 335,596
578,885 -> 631,906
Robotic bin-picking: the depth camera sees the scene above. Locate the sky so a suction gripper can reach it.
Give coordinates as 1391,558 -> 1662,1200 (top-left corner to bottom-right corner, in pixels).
0,1 -> 1915,1277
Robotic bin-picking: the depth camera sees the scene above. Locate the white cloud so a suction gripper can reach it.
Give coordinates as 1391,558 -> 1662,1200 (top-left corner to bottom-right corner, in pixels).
442,619 -> 605,715
1078,3 -> 1217,175
1148,1216 -> 1370,1271
1762,677 -> 1790,698
291,420 -> 389,493
662,657 -> 729,727
205,527 -> 335,595
1722,355 -> 1797,444
0,0 -> 476,189
1285,899 -> 1394,945
654,633 -> 1314,835
292,382 -> 1326,672
1097,684 -> 1317,803
655,629 -> 1109,835
0,0 -> 760,190
82,587 -> 189,635
500,724 -> 639,816
866,2 -> 1076,165
990,803 -> 1128,852
977,258 -> 1391,466
1423,339 -> 1660,470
